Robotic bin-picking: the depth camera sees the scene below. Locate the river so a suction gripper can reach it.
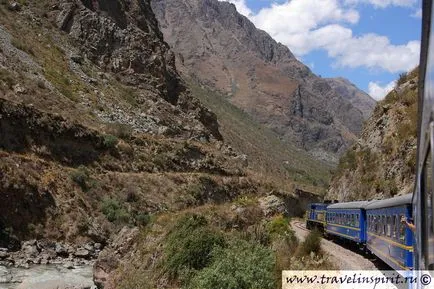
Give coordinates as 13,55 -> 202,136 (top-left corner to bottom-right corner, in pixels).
0,264 -> 95,289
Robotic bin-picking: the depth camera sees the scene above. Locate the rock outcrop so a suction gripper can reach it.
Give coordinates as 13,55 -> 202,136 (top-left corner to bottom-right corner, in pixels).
325,77 -> 376,120
326,69 -> 418,201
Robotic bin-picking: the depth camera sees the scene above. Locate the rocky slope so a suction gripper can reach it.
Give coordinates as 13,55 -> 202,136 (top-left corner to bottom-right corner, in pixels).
325,77 -> 376,120
326,69 -> 418,201
0,0 -> 248,259
0,1 -> 323,288
150,0 -> 375,163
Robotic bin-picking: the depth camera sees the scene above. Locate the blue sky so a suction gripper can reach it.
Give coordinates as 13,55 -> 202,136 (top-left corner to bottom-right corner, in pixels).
222,0 -> 422,100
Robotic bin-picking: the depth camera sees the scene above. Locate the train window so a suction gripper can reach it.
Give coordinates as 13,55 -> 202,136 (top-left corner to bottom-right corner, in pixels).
383,215 -> 387,235
399,214 -> 405,242
375,216 -> 379,234
372,216 -> 375,232
355,214 -> 359,227
386,216 -> 392,237
378,216 -> 382,234
367,215 -> 371,231
392,215 -> 397,239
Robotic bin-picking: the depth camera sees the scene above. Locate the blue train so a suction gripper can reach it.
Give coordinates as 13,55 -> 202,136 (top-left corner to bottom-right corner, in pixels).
306,203 -> 327,230
306,194 -> 414,271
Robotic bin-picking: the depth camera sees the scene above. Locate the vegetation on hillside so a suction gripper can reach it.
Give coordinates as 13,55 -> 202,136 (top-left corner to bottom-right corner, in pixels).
115,211 -> 334,289
188,80 -> 331,194
328,68 -> 418,201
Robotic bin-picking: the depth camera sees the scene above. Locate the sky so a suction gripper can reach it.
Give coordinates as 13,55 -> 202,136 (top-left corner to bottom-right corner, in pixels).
221,0 -> 422,101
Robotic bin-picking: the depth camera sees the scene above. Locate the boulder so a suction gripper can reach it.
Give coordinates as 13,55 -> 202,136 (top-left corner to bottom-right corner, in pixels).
74,248 -> 90,259
8,2 -> 21,11
258,194 -> 287,217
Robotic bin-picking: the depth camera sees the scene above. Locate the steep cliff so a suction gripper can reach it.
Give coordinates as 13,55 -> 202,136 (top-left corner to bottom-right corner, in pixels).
325,77 -> 376,120
151,0 -> 375,163
326,69 -> 418,201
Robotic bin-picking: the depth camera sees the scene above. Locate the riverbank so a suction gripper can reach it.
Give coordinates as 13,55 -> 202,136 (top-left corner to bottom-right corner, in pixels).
0,264 -> 95,289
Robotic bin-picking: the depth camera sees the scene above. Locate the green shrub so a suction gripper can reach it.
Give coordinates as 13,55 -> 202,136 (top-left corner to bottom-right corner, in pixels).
297,229 -> 322,257
188,239 -> 276,289
101,197 -> 130,223
70,166 -> 91,191
337,149 -> 357,172
267,215 -> 290,236
103,134 -> 119,149
397,72 -> 407,86
134,212 -> 151,226
163,214 -> 225,280
241,223 -> 270,246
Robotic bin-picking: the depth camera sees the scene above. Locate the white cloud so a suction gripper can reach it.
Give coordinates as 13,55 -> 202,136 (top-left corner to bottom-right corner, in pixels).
344,0 -> 417,8
368,80 -> 395,100
411,8 -> 422,18
252,0 -> 359,35
325,32 -> 421,73
222,0 -> 421,73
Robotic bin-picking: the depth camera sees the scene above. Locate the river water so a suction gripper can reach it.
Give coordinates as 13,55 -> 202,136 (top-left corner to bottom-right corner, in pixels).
0,264 -> 95,289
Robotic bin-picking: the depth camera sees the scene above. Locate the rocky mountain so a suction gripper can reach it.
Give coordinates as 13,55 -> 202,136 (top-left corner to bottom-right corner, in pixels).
326,69 -> 418,201
150,0 -> 375,163
0,1 -> 325,288
0,0 -> 239,249
325,77 -> 376,120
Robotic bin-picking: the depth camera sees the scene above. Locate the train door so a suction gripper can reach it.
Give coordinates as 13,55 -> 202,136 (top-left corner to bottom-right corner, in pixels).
422,123 -> 434,269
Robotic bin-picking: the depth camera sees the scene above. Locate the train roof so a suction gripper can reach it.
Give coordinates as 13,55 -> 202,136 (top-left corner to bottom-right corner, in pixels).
364,194 -> 413,210
327,200 -> 370,209
307,202 -> 328,207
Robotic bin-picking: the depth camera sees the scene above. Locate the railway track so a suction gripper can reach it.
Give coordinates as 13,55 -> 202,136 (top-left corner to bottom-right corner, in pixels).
291,220 -> 309,232
290,219 -> 379,270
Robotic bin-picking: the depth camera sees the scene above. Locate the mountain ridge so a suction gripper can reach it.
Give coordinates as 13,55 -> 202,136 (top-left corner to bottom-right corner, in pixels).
151,0 -> 375,164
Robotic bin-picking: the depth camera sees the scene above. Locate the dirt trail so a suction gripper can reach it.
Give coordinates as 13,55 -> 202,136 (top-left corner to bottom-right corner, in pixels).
291,220 -> 377,270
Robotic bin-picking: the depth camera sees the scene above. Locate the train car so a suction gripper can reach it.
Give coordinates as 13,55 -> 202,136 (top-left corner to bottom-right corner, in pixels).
306,203 -> 327,230
365,194 -> 414,271
413,0 -> 434,272
325,201 -> 369,244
